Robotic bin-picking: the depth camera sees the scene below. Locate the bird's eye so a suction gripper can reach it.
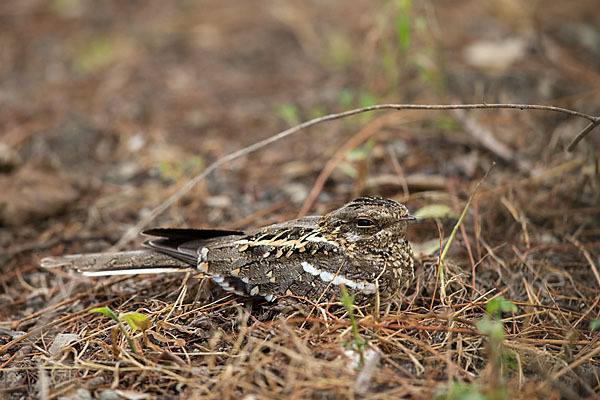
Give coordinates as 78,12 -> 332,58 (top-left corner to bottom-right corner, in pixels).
356,218 -> 375,228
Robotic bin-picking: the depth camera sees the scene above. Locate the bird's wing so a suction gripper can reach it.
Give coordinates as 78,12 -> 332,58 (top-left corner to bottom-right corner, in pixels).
245,216 -> 322,234
142,228 -> 246,265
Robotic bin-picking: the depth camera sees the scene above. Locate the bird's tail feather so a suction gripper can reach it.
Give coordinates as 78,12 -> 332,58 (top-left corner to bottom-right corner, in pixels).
41,250 -> 194,276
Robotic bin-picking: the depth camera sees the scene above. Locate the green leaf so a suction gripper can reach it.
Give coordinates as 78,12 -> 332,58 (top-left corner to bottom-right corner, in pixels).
359,91 -> 376,108
590,319 -> 600,330
337,162 -> 357,179
327,33 -> 353,69
120,312 -> 150,331
381,42 -> 399,88
476,317 -> 505,344
415,59 -> 436,86
74,36 -> 115,74
503,350 -> 518,371
183,156 -> 204,173
433,116 -> 460,131
435,381 -> 486,400
486,295 -> 517,317
89,307 -> 119,322
278,103 -> 301,126
359,92 -> 376,122
340,286 -> 355,310
89,306 -> 140,355
157,160 -> 171,176
395,0 -> 412,54
338,89 -> 354,109
341,340 -> 353,350
413,204 -> 458,220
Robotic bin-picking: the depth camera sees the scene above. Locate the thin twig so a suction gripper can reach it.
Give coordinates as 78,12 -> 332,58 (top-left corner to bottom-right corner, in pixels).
438,164 -> 495,304
298,112 -> 400,217
448,181 -> 477,301
566,119 -> 600,151
567,236 -> 600,288
111,103 -> 599,249
542,343 -> 600,390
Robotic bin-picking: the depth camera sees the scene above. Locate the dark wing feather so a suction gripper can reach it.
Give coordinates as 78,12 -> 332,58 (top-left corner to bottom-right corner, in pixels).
142,228 -> 246,266
142,228 -> 244,240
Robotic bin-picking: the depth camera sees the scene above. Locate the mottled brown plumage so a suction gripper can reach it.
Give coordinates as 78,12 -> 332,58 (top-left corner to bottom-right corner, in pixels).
42,197 -> 415,303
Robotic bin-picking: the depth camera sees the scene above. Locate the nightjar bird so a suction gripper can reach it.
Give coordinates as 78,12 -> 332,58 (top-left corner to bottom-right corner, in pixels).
42,197 -> 416,303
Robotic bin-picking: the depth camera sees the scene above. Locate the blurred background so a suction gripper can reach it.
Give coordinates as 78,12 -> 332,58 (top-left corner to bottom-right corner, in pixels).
1,0 -> 598,238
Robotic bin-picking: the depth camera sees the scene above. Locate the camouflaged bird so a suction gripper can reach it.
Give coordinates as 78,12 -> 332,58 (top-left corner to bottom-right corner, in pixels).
42,197 -> 415,303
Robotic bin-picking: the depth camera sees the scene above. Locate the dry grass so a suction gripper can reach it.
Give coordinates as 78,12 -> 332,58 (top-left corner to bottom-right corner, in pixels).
3,165 -> 599,398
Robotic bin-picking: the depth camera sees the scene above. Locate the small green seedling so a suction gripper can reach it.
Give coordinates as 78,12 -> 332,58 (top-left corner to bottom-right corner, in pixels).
340,286 -> 368,369
434,381 -> 485,400
89,306 -> 150,355
278,103 -> 301,126
485,295 -> 518,318
436,295 -> 517,400
475,296 -> 518,398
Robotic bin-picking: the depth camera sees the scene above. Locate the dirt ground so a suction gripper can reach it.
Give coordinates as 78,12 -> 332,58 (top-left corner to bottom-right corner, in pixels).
1,1 -> 599,399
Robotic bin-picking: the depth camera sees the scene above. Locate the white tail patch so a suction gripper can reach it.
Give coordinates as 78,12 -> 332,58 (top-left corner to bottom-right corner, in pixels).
82,268 -> 189,277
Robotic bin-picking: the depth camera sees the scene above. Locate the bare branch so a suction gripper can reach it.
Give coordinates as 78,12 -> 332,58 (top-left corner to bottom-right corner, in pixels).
566,119 -> 600,151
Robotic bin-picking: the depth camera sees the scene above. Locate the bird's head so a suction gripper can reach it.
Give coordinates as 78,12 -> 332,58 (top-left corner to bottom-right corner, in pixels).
318,197 -> 415,247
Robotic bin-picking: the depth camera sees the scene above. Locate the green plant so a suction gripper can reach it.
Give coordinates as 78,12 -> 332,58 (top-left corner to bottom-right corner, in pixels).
337,88 -> 354,109
434,381 -> 485,400
156,156 -> 205,182
326,32 -> 353,69
395,0 -> 412,54
337,139 -> 375,181
437,165 -> 494,303
591,319 -> 600,330
358,92 -> 376,123
340,286 -> 368,369
378,0 -> 447,93
74,36 -> 115,75
433,116 -> 461,131
278,103 -> 301,126
476,296 -> 518,397
436,297 -> 517,400
89,306 -> 150,355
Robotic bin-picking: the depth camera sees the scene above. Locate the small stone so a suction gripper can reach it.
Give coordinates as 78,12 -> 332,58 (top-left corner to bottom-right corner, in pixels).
0,142 -> 21,172
49,333 -> 80,355
98,390 -> 120,400
0,164 -> 79,226
58,388 -> 92,400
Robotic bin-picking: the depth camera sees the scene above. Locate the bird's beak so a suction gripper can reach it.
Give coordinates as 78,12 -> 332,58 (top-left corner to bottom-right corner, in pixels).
400,214 -> 417,222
